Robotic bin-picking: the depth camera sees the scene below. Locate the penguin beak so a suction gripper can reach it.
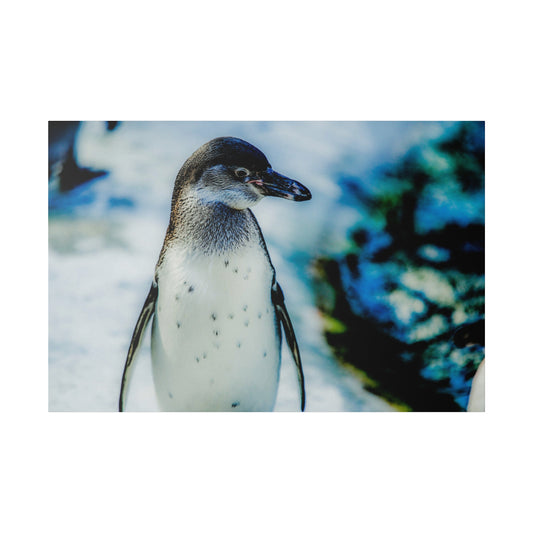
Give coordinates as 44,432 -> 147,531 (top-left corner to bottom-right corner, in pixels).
245,168 -> 312,202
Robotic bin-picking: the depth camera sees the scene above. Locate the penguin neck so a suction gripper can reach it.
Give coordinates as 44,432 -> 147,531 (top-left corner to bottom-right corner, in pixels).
164,191 -> 259,257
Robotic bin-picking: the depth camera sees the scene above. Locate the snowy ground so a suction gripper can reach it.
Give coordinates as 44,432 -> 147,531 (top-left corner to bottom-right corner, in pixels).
48,121 -> 452,411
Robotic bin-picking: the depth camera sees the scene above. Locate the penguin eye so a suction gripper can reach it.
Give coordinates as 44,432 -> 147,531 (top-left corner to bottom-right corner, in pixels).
234,168 -> 250,179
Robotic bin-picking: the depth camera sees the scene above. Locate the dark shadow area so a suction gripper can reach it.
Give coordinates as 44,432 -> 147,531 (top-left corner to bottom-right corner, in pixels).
48,121 -> 119,192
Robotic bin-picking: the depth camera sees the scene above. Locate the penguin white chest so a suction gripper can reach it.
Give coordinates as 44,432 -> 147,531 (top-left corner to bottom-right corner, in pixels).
151,243 -> 281,411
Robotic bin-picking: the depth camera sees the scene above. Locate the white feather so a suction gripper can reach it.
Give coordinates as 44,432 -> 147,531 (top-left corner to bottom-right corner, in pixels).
151,241 -> 281,411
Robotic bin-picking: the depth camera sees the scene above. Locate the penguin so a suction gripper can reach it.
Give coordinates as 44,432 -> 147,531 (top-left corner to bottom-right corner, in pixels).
119,137 -> 311,412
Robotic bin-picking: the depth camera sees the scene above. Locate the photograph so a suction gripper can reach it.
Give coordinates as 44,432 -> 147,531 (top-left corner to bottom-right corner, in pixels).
49,121 -> 485,412
7,4 -> 533,531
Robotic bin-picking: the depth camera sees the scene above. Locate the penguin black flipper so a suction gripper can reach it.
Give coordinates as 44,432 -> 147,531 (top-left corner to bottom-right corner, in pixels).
119,281 -> 158,411
272,281 -> 306,411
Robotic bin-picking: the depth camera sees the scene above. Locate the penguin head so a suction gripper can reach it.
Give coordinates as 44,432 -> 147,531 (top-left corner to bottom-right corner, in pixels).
178,137 -> 311,210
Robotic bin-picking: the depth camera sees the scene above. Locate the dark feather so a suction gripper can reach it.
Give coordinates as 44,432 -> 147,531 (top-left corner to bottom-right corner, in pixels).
272,281 -> 306,411
119,282 -> 158,411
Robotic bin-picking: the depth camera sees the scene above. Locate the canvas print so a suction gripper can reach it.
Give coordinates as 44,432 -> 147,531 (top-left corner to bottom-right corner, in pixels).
48,121 -> 485,412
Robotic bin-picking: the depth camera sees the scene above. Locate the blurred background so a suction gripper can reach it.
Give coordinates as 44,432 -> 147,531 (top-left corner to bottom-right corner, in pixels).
48,121 -> 485,412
